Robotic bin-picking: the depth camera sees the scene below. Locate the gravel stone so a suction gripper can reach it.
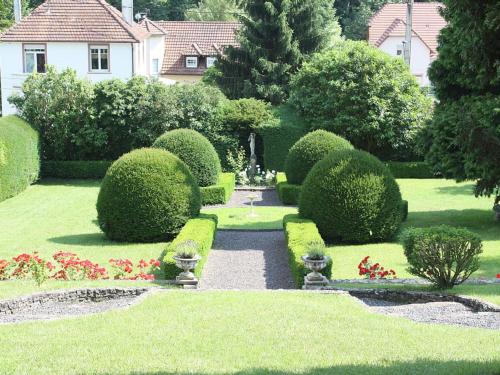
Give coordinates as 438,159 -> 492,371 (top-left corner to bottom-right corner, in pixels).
207,189 -> 283,208
199,230 -> 295,290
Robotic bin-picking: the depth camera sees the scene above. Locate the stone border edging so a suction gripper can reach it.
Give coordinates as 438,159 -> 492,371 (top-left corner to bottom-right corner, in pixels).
234,186 -> 276,191
330,278 -> 500,285
322,287 -> 500,312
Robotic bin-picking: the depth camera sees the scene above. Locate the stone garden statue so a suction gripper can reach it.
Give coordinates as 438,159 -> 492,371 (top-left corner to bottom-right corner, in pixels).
248,133 -> 257,178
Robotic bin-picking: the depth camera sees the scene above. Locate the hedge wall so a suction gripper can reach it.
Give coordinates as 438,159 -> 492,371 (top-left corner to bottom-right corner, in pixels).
276,173 -> 301,205
257,105 -> 307,171
0,116 -> 40,202
42,160 -> 113,179
200,173 -> 236,205
386,162 -> 435,179
283,214 -> 332,288
163,213 -> 218,280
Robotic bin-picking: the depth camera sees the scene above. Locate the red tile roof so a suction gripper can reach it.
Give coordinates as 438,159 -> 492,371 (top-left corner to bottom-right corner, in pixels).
138,18 -> 166,36
156,21 -> 240,75
368,2 -> 446,55
0,0 -> 149,43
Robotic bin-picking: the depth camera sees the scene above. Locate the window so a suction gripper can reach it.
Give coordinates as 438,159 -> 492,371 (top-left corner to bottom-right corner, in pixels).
152,58 -> 160,74
90,45 -> 109,72
185,56 -> 198,68
24,44 -> 46,73
206,56 -> 217,68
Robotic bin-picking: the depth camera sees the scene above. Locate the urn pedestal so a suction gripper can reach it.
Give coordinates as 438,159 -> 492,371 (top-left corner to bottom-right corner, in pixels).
301,255 -> 331,289
173,255 -> 201,288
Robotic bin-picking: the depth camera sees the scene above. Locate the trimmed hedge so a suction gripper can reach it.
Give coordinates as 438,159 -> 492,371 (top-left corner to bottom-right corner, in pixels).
257,105 -> 307,171
153,129 -> 221,187
277,173 -> 302,205
163,213 -> 218,280
42,160 -> 112,179
283,214 -> 332,288
200,173 -> 236,205
0,116 -> 40,202
299,149 -> 404,243
386,162 -> 434,179
97,148 -> 201,242
284,130 -> 353,185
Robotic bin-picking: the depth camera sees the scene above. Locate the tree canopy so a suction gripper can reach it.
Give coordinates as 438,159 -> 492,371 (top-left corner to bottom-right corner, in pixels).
185,0 -> 244,21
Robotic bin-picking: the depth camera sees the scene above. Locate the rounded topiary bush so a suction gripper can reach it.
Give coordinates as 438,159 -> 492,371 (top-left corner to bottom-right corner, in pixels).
299,149 -> 403,243
284,130 -> 353,185
97,148 -> 201,242
153,129 -> 221,187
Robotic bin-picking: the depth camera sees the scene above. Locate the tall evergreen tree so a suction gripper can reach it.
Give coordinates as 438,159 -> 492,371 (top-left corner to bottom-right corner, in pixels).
185,0 -> 245,21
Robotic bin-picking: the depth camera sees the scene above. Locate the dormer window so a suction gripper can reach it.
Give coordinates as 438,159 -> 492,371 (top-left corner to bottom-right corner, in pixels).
206,56 -> 217,68
24,44 -> 46,73
186,56 -> 198,69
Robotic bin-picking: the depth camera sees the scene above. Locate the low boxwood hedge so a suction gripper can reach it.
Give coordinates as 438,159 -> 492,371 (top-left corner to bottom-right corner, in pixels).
283,214 -> 332,288
42,160 -> 112,179
0,116 -> 40,202
276,172 -> 301,205
201,173 -> 236,205
386,161 -> 434,178
163,213 -> 218,280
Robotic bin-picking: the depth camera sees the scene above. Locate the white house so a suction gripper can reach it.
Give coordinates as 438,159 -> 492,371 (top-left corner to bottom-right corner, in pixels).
367,2 -> 446,86
0,0 -> 166,115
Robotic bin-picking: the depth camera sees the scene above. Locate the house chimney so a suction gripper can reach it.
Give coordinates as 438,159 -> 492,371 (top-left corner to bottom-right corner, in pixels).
122,0 -> 133,25
14,0 -> 22,23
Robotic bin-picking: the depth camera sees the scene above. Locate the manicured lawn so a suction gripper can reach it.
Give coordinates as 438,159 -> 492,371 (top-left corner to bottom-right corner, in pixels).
329,179 -> 500,280
1,291 -> 498,375
203,206 -> 297,230
0,179 -> 167,272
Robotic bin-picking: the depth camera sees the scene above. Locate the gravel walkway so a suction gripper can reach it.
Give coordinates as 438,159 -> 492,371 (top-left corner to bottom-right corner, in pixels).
358,298 -> 500,330
199,231 -> 295,290
207,189 -> 283,208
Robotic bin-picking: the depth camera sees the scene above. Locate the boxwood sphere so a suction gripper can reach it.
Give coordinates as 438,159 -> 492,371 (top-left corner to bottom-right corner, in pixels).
299,149 -> 403,243
153,129 -> 221,187
97,148 -> 201,242
285,130 -> 353,185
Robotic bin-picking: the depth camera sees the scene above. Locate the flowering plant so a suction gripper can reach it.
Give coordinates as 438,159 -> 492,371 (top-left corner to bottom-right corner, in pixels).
109,258 -> 160,280
52,251 -> 108,281
496,273 -> 500,279
358,256 -> 396,279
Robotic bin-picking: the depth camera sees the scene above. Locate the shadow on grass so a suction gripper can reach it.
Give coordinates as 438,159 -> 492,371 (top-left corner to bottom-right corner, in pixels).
126,359 -> 500,375
218,217 -> 284,230
435,183 -> 476,196
38,179 -> 101,188
48,233 -> 129,247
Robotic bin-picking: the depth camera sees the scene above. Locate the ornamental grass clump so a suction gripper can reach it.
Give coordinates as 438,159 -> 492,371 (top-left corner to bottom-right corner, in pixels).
401,226 -> 483,289
305,241 -> 327,260
174,240 -> 200,259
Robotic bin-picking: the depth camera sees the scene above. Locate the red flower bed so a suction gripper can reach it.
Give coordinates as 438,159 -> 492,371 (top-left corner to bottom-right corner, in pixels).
358,256 -> 397,279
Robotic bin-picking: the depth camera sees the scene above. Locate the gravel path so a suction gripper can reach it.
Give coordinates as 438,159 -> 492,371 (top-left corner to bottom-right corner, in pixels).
358,298 -> 500,330
207,189 -> 283,208
199,230 -> 295,290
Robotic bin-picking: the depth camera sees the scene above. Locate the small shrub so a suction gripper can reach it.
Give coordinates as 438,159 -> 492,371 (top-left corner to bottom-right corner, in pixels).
284,130 -> 353,184
402,226 -> 483,289
97,148 -> 201,242
299,149 -> 404,243
153,129 -> 221,187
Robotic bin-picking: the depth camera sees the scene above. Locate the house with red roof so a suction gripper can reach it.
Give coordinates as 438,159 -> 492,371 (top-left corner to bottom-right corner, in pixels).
368,2 -> 446,86
0,0 -> 239,115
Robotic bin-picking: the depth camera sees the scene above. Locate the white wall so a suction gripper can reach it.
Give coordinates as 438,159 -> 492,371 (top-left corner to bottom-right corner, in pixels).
147,35 -> 165,77
0,41 -> 135,115
378,36 -> 431,86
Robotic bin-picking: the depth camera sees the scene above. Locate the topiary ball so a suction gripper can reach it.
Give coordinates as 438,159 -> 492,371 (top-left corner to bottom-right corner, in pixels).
284,130 -> 353,185
299,149 -> 404,243
97,148 -> 201,242
153,129 -> 221,187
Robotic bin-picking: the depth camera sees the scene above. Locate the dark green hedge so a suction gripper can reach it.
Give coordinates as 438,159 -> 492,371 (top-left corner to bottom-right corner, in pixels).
257,105 -> 307,171
0,116 -> 40,202
402,200 -> 409,221
42,160 -> 112,179
277,182 -> 301,205
283,214 -> 332,288
386,162 -> 434,179
200,173 -> 236,205
163,213 -> 218,280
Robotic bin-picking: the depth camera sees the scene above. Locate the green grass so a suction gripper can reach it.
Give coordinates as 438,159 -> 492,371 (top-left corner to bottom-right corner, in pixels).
0,179 -> 167,272
203,206 -> 297,230
329,179 -> 500,280
0,291 -> 499,375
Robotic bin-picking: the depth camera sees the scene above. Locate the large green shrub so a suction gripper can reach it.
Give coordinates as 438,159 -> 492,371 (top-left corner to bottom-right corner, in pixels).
285,130 -> 353,185
153,129 -> 221,187
289,41 -> 433,160
0,116 -> 40,202
299,149 -> 404,243
96,148 -> 201,242
401,226 -> 483,289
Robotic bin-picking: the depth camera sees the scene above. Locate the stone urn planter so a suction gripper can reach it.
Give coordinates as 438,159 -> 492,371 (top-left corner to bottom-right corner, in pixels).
301,255 -> 331,289
173,254 -> 201,287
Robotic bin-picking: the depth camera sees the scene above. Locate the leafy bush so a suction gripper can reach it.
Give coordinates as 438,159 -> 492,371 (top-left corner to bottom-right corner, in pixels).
0,116 -> 40,202
299,149 -> 404,243
163,213 -> 218,279
200,173 -> 236,205
42,160 -> 112,179
386,161 -> 435,179
289,41 -> 433,160
257,105 -> 307,171
283,214 -> 331,287
96,148 -> 201,242
285,130 -> 353,185
401,226 -> 483,289
153,129 -> 221,187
